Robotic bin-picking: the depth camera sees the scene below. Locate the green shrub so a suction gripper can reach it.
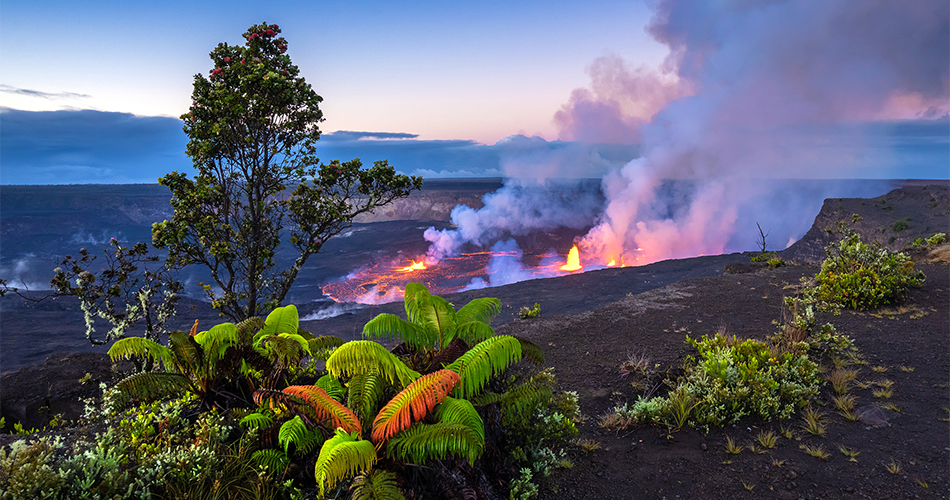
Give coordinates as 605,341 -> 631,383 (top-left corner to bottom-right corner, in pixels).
892,221 -> 908,232
683,334 -> 822,427
926,233 -> 946,246
519,303 -> 541,319
815,232 -> 924,310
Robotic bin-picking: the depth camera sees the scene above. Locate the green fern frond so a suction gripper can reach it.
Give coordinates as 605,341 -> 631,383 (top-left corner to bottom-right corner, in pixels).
167,331 -> 201,374
499,381 -> 553,424
434,397 -> 484,442
112,371 -> 190,407
362,313 -> 431,350
350,470 -> 406,500
347,371 -> 390,428
309,335 -> 345,360
283,385 -> 362,434
259,304 -> 299,338
453,321 -> 495,346
279,415 -> 324,456
416,293 -> 457,348
256,333 -> 308,368
108,337 -> 175,372
326,340 -> 420,388
240,411 -> 274,431
315,428 -> 377,496
455,297 -> 501,326
372,369 -> 460,444
515,337 -> 545,364
236,316 -> 266,343
194,322 -> 240,372
470,391 -> 504,406
446,335 -> 522,399
316,374 -> 347,402
251,448 -> 289,474
385,422 -> 484,465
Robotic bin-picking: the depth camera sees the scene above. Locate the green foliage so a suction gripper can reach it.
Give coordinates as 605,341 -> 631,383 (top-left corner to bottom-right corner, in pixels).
0,437 -> 64,499
519,303 -> 541,319
350,470 -> 405,500
447,335 -> 523,400
50,239 -> 182,346
815,231 -> 925,310
314,429 -> 378,497
326,340 -> 420,388
371,370 -> 460,443
926,232 -> 946,246
750,251 -> 785,267
892,220 -> 908,232
684,333 -> 821,426
154,22 -> 421,321
363,282 -> 501,354
385,422 -> 483,465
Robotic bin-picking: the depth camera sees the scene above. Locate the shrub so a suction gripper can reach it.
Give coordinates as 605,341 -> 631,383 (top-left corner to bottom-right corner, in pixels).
519,303 -> 541,319
892,221 -> 908,232
926,232 -> 946,246
815,232 -> 925,310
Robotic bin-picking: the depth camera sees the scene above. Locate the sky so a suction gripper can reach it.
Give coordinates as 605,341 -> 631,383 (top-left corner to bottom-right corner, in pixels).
0,0 -> 948,185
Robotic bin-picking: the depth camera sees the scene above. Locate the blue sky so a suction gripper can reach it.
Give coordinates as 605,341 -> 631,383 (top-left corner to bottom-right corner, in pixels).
1,0 -> 947,184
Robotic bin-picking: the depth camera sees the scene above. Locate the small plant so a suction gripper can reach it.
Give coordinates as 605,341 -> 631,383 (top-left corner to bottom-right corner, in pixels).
742,481 -> 755,491
832,394 -> 859,421
892,220 -> 908,232
828,368 -> 858,395
756,430 -> 778,449
925,232 -> 946,246
874,379 -> 895,389
898,365 -> 915,372
838,445 -> 860,462
79,372 -> 93,384
519,302 -> 541,319
779,425 -> 794,439
886,459 -> 901,475
871,365 -> 888,373
800,443 -> 830,459
916,478 -> 930,489
872,388 -> 893,399
572,438 -> 602,453
724,435 -> 742,454
881,403 -> 901,413
771,458 -> 785,467
801,407 -> 826,436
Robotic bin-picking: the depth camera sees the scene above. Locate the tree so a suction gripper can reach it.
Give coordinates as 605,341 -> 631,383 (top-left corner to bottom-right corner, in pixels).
153,22 -> 422,321
50,239 -> 182,346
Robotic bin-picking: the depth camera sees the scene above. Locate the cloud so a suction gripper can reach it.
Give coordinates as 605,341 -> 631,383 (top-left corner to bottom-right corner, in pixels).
0,85 -> 91,101
0,108 -> 192,184
322,130 -> 419,141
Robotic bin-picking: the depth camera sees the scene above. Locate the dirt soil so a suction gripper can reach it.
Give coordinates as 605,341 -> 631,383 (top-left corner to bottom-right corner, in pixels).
1,185 -> 948,499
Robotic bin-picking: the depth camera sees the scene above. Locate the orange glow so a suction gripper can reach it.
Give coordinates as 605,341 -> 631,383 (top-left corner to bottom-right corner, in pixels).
607,259 -> 617,267
560,245 -> 582,272
399,260 -> 427,272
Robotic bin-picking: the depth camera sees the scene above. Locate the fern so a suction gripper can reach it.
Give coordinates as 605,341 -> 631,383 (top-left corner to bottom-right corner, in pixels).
455,297 -> 501,326
253,388 -> 307,414
315,374 -> 347,402
256,333 -> 309,368
111,371 -> 190,407
516,337 -> 545,364
167,330 -> 201,374
235,316 -> 266,343
446,335 -> 522,399
258,304 -> 299,337
363,313 -> 432,351
454,321 -> 496,346
407,286 -> 458,348
315,428 -> 377,496
279,415 -> 324,456
497,381 -> 553,424
283,385 -> 362,434
309,335 -> 346,359
385,422 -> 483,465
108,337 -> 175,371
347,371 -> 389,428
240,411 -> 274,431
434,397 -> 484,442
326,340 -> 420,388
251,448 -> 289,474
372,369 -> 460,443
350,470 -> 406,500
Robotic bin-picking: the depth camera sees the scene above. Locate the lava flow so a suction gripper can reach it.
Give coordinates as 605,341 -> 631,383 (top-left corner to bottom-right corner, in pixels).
322,246 -> 589,304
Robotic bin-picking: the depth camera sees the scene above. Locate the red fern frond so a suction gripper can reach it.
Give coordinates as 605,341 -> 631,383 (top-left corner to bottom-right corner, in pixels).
283,385 -> 362,434
371,369 -> 460,444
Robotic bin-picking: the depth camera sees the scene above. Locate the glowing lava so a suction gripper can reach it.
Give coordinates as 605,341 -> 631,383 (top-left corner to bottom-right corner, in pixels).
559,245 -> 582,272
399,260 -> 427,272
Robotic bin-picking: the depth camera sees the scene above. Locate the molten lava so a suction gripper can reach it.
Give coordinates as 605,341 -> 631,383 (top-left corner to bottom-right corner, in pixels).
399,260 -> 426,272
559,245 -> 582,272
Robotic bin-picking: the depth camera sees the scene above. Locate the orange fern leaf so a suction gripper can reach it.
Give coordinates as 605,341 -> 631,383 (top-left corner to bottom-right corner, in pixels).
371,369 -> 460,444
190,319 -> 199,336
283,385 -> 362,434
